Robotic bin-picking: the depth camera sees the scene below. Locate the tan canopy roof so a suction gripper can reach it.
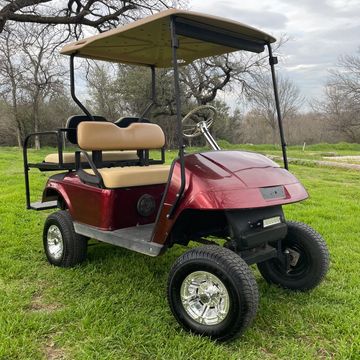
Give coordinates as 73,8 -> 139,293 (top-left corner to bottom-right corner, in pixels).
60,9 -> 276,67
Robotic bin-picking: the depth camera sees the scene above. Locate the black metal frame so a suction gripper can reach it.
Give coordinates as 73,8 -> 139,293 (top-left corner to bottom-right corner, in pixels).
139,65 -> 157,122
267,44 -> 288,169
70,54 -> 94,120
167,17 -> 186,219
75,150 -> 104,187
23,130 -> 68,209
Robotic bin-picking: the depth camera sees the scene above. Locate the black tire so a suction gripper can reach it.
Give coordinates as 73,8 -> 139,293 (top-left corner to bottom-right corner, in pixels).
43,210 -> 88,267
167,245 -> 258,341
257,221 -> 329,291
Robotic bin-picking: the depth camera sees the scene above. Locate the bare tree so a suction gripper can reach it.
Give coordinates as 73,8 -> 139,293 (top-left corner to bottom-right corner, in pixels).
331,51 -> 360,106
313,85 -> 360,142
0,25 -> 24,146
246,74 -> 304,143
285,111 -> 334,145
226,107 -> 245,144
180,55 -> 233,105
313,49 -> 360,142
0,1 -> 187,38
178,36 -> 288,108
180,51 -> 271,106
19,23 -> 66,148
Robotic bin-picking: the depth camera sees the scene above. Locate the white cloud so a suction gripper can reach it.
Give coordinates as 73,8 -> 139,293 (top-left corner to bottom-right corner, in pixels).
189,0 -> 360,105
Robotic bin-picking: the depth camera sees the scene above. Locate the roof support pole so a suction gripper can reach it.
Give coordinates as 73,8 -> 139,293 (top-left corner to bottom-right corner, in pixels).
168,16 -> 186,218
70,54 -> 94,120
151,65 -> 156,101
267,43 -> 288,170
139,65 -> 157,121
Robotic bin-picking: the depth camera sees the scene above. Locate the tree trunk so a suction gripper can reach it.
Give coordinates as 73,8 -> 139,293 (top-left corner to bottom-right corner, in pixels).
11,87 -> 23,148
272,126 -> 278,145
12,110 -> 24,148
33,98 -> 40,150
15,124 -> 22,147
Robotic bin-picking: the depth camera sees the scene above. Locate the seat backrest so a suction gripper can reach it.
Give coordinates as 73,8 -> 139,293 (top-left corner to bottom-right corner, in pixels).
66,115 -> 107,144
77,121 -> 165,151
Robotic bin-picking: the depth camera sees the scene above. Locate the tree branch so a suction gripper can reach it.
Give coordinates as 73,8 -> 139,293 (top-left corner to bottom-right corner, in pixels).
0,0 -> 176,35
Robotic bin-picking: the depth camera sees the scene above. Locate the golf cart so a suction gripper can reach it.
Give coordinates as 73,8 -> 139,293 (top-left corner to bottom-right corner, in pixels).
23,9 -> 329,341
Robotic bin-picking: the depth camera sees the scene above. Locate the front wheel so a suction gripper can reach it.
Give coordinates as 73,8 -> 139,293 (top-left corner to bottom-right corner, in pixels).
257,221 -> 330,291
167,245 -> 258,341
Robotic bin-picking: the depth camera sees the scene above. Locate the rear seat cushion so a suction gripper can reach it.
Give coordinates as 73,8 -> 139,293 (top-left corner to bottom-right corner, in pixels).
84,165 -> 170,188
44,151 -> 138,164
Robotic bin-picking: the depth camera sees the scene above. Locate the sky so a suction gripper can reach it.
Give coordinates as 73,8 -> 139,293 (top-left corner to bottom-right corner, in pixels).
189,0 -> 360,109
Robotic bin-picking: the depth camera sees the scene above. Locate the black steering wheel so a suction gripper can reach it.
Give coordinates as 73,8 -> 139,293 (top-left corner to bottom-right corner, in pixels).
182,105 -> 217,138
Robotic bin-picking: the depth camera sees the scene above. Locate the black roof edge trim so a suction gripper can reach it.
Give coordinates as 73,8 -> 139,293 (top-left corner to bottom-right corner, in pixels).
174,17 -> 266,54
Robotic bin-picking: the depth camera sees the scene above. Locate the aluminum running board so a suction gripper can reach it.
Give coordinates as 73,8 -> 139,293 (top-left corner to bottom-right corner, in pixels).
73,222 -> 163,257
30,200 -> 58,211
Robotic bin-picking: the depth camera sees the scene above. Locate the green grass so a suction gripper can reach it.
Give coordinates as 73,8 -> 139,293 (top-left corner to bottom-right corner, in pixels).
0,145 -> 360,359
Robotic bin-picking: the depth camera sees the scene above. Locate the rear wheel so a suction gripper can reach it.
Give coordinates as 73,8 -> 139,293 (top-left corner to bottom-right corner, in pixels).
43,210 -> 88,267
257,221 -> 329,291
167,245 -> 258,341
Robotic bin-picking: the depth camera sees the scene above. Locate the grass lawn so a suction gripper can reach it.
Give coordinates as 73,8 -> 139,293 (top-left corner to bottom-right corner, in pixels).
0,145 -> 359,359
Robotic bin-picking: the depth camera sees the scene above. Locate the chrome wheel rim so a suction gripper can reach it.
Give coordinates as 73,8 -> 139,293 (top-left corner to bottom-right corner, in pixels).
180,271 -> 230,325
47,225 -> 64,260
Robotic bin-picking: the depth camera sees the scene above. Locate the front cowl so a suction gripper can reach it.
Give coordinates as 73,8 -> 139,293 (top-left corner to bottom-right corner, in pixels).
165,151 -> 308,210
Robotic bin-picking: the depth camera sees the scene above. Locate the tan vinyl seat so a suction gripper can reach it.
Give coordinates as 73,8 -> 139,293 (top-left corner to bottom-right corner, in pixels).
85,164 -> 170,188
77,122 -> 165,151
77,121 -> 169,188
44,150 -> 138,164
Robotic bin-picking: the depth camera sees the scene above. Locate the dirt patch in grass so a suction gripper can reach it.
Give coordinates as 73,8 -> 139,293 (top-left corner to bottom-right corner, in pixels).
43,338 -> 66,360
316,348 -> 335,360
260,347 -> 276,358
28,292 -> 62,313
323,155 -> 360,160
